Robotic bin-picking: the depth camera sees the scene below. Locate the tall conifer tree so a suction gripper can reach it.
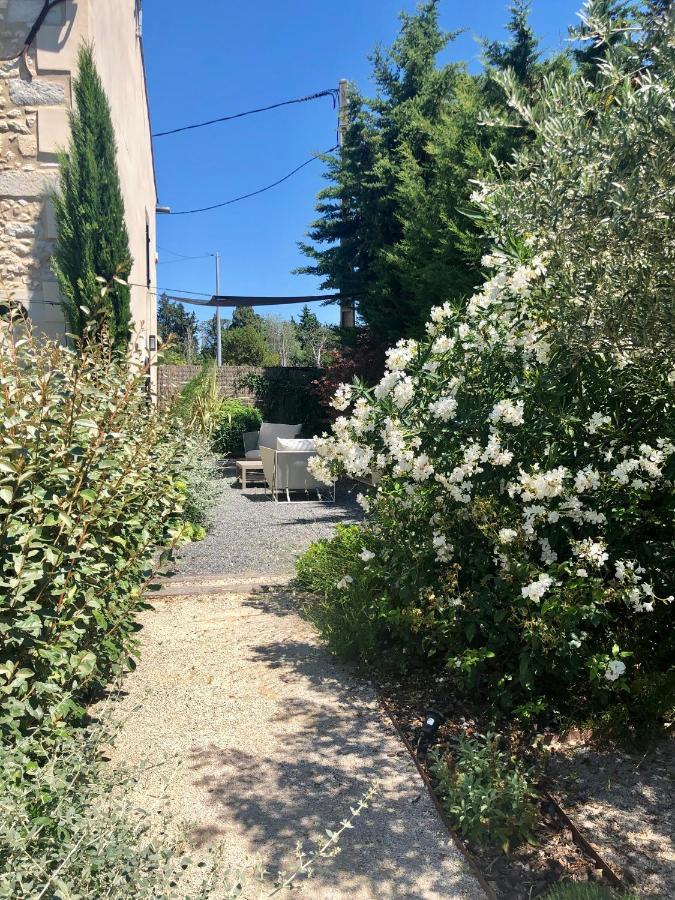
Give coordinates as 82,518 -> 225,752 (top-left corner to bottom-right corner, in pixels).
299,1 -> 558,344
52,44 -> 132,347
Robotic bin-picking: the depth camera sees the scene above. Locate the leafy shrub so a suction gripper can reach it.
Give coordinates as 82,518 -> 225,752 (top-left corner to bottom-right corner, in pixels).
179,434 -> 222,537
211,398 -> 262,458
238,369 -> 324,437
0,725 -> 191,899
296,523 -> 449,668
296,524 -> 389,663
0,317 -> 194,738
1,718 -> 377,899
304,14 -> 675,725
186,364 -> 226,438
430,733 -> 538,852
171,363 -> 211,421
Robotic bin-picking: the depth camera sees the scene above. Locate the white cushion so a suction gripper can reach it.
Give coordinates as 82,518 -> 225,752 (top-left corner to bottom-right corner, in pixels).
276,438 -> 316,452
258,422 -> 301,448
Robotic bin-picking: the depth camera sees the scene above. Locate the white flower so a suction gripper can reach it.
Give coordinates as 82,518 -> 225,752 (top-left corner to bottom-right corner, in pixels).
430,302 -> 453,324
411,453 -> 434,482
374,370 -> 401,400
667,369 -> 675,385
489,399 -> 525,427
586,412 -> 611,434
517,466 -> 568,500
433,532 -> 453,562
356,492 -> 371,513
521,574 -> 554,603
360,549 -> 375,562
509,265 -> 537,295
336,575 -> 354,590
498,528 -> 518,544
573,538 -> 609,569
307,455 -> 334,485
574,467 -> 601,493
604,660 -> 626,682
569,634 -> 582,649
576,568 -> 588,578
392,376 -> 415,408
539,537 -> 557,564
431,333 -> 455,354
331,383 -> 353,411
385,339 -> 417,372
430,396 -> 458,422
482,431 -> 513,467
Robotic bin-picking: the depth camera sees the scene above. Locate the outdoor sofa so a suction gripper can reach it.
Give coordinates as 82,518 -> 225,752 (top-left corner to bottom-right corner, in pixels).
260,437 -> 334,503
242,422 -> 301,461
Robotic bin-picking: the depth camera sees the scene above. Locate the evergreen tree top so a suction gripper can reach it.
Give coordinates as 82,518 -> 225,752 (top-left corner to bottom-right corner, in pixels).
483,1 -> 540,85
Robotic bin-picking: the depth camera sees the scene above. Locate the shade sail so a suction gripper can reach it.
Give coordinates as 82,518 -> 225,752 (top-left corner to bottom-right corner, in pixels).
162,293 -> 346,308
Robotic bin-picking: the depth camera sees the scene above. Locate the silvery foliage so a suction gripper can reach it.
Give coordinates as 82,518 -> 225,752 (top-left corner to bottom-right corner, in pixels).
480,0 -> 675,364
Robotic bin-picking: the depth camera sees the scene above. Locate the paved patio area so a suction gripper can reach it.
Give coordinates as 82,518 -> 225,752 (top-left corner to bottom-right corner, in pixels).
174,463 -> 363,579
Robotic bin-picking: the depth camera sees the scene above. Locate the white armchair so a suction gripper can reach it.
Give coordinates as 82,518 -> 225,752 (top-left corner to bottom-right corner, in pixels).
260,438 -> 335,502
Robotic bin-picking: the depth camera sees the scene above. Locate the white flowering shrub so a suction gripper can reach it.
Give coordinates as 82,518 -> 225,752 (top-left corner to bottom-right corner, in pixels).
309,255 -> 674,716
304,14 -> 675,723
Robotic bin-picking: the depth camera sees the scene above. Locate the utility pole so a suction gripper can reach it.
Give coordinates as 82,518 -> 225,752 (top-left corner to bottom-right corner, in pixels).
214,251 -> 222,366
338,78 -> 355,330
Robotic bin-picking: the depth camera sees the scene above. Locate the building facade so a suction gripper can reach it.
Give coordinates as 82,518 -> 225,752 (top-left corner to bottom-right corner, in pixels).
0,0 -> 157,349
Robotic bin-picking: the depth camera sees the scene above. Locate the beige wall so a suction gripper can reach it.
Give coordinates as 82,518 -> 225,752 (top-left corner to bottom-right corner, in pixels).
0,0 -> 157,349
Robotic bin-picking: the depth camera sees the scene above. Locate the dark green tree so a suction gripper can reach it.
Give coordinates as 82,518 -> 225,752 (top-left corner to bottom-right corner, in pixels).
52,44 -> 132,347
483,1 -> 540,84
300,2 -> 497,343
299,1 -> 555,345
294,305 -> 335,366
157,294 -> 198,361
221,325 -> 269,365
229,306 -> 263,329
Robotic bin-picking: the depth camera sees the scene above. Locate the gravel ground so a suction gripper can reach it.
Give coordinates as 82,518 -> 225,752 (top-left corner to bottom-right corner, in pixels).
108,590 -> 486,899
174,464 -> 363,579
548,738 -> 675,897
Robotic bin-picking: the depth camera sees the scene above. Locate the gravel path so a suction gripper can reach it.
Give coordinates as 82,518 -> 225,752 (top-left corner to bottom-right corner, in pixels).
174,464 -> 363,579
111,590 -> 485,899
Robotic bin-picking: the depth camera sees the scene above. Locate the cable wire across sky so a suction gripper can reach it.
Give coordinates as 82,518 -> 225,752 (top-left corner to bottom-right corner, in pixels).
152,88 -> 338,137
169,145 -> 338,215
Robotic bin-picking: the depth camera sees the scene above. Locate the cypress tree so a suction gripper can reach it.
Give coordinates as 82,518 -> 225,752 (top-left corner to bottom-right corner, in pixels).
52,44 -> 132,347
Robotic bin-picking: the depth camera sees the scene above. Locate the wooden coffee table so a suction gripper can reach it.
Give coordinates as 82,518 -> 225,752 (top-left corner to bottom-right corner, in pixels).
236,459 -> 265,489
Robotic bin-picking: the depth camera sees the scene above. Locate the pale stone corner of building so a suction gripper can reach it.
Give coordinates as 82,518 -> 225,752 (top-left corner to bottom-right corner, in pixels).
0,0 -> 158,372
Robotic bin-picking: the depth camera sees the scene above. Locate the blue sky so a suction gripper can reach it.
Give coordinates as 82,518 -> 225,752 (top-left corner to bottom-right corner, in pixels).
144,0 -> 583,326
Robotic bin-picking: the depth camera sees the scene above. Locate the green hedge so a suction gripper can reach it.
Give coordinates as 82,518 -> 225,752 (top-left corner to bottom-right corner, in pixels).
0,318 -> 195,738
211,399 -> 262,457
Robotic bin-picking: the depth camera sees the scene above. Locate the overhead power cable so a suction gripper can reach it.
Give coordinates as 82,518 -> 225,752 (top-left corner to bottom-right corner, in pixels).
158,254 -> 211,265
152,88 -> 338,138
170,145 -> 338,216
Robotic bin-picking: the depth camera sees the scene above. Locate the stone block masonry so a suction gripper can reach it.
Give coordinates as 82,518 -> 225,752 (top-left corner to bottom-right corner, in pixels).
157,364 -> 321,406
0,0 -> 158,350
0,0 -> 69,337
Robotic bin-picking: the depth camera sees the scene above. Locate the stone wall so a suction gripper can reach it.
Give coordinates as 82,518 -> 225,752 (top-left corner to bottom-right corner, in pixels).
157,365 -> 321,405
157,365 -> 262,405
0,0 -> 156,348
0,0 -> 77,337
